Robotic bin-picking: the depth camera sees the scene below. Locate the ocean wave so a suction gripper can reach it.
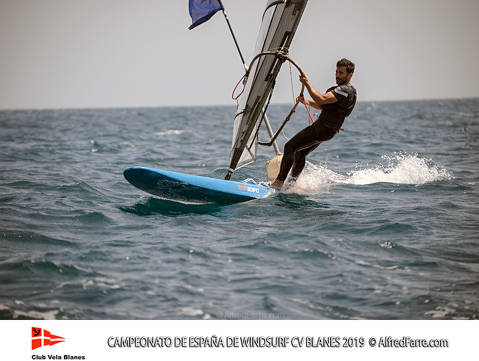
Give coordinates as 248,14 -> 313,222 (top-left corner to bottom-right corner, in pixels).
1,229 -> 75,246
0,304 -> 61,320
0,259 -> 86,277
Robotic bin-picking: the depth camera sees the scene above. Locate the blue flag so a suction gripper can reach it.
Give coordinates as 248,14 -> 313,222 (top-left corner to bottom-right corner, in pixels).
188,0 -> 224,30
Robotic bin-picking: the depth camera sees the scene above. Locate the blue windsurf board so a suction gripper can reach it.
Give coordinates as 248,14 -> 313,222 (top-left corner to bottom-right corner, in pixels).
123,167 -> 276,205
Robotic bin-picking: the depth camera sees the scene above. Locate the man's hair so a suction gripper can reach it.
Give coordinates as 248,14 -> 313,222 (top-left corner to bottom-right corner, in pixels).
337,58 -> 355,73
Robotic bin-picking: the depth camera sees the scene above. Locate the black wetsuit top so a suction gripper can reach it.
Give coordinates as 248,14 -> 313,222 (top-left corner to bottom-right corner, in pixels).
319,84 -> 357,132
276,83 -> 357,182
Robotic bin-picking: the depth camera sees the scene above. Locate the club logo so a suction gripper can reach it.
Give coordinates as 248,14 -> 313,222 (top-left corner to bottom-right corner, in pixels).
32,327 -> 66,350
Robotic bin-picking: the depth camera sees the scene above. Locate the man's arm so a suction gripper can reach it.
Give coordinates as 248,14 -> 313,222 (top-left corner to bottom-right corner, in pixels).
299,73 -> 337,106
296,96 -> 322,110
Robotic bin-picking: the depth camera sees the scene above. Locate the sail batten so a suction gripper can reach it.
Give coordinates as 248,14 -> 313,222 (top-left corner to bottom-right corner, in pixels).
226,0 -> 308,180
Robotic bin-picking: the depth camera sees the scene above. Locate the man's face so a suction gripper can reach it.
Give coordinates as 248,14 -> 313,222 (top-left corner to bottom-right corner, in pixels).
336,66 -> 352,85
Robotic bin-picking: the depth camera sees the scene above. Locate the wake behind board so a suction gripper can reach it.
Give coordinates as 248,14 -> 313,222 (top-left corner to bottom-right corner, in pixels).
124,167 -> 276,205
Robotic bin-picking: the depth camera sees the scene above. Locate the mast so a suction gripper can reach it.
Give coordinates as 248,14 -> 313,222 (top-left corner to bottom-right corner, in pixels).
225,0 -> 308,180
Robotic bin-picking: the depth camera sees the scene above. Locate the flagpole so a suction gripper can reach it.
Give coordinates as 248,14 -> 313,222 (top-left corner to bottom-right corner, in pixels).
217,0 -> 247,71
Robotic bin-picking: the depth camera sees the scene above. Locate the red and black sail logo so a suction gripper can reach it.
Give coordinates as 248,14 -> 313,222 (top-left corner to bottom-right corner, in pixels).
31,327 -> 65,350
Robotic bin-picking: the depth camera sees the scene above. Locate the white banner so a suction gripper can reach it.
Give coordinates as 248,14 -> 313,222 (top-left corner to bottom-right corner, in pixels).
2,320 -> 476,360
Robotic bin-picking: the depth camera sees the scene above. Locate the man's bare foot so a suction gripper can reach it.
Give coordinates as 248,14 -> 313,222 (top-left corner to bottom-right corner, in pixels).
270,179 -> 284,190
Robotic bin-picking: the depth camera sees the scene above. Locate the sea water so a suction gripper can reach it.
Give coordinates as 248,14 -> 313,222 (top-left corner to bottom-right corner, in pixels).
0,99 -> 478,319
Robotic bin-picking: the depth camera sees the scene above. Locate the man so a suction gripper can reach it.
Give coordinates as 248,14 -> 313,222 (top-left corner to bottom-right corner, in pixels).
270,58 -> 357,190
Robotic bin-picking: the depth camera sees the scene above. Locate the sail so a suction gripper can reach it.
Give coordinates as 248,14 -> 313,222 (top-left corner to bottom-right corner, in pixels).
225,0 -> 308,179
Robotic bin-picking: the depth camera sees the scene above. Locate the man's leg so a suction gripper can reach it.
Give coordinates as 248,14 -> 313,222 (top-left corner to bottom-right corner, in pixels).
290,143 -> 320,179
273,124 -> 320,185
271,124 -> 335,189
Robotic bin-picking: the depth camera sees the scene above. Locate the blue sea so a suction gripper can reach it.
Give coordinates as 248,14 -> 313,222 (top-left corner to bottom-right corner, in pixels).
0,99 -> 478,319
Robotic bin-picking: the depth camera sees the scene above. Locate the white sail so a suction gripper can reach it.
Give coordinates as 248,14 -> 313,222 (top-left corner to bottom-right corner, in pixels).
226,0 -> 308,180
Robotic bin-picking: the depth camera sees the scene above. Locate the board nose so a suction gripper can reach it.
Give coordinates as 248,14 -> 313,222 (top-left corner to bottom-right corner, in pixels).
123,166 -> 139,183
123,166 -> 150,187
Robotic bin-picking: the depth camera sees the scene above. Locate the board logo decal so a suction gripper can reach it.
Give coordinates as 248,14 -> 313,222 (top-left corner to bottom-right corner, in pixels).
238,185 -> 260,193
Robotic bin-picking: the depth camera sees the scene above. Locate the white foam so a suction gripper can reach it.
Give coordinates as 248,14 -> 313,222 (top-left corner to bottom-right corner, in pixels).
178,307 -> 204,317
13,309 -> 59,320
344,154 -> 453,185
154,130 -> 186,136
120,141 -> 135,148
288,153 -> 452,194
424,305 -> 456,319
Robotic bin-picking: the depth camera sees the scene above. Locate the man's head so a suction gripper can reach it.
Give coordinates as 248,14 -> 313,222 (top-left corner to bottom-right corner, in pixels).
336,58 -> 355,85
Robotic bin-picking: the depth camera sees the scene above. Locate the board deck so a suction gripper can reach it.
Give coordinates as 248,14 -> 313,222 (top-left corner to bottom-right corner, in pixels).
124,167 -> 276,205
